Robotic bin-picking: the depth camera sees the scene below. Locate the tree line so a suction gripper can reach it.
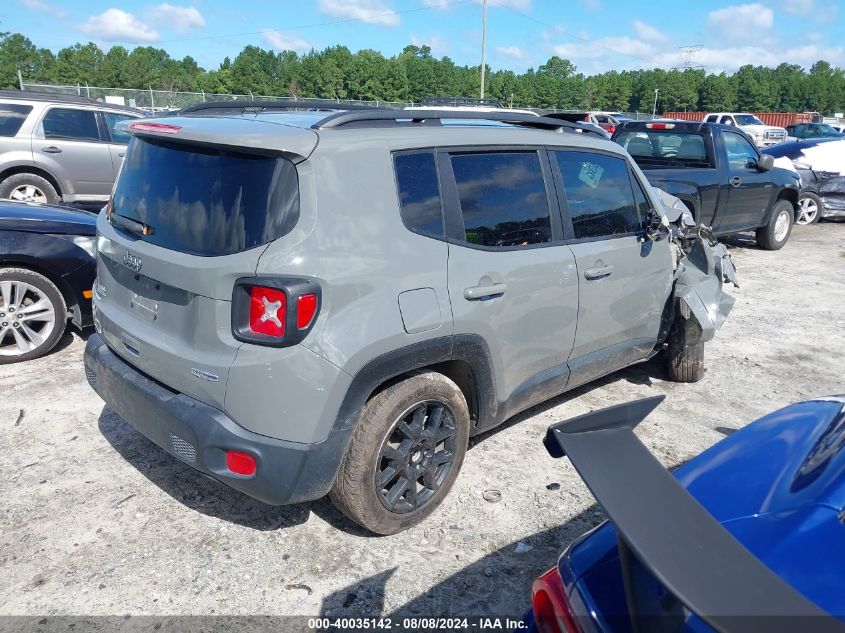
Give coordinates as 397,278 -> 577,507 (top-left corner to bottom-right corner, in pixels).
2,31 -> 844,113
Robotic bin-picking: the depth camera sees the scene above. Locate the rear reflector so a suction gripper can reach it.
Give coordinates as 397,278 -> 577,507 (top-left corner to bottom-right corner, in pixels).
83,289 -> 93,299
645,123 -> 675,129
128,122 -> 182,134
226,450 -> 256,476
249,286 -> 286,337
296,293 -> 318,330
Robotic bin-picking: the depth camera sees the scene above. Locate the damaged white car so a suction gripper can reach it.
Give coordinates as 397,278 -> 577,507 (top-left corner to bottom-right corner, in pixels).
762,138 -> 845,224
649,187 -> 739,381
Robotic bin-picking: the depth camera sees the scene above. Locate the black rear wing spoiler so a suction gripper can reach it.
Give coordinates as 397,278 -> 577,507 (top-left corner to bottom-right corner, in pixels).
544,396 -> 845,633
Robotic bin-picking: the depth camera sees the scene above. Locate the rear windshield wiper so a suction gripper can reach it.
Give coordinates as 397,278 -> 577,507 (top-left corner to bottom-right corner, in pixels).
109,211 -> 155,238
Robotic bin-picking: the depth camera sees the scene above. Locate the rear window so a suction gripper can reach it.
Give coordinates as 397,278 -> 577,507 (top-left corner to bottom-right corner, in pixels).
111,137 -> 299,256
615,130 -> 710,167
0,103 -> 32,137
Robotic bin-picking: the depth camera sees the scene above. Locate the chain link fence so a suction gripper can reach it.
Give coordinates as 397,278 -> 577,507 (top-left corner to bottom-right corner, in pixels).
20,82 -> 414,112
19,82 -> 655,120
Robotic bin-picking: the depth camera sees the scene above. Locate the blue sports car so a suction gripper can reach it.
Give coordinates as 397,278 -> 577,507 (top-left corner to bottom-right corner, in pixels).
527,395 -> 845,633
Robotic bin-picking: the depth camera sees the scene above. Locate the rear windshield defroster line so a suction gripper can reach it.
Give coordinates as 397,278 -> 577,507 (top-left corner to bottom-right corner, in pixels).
111,136 -> 300,257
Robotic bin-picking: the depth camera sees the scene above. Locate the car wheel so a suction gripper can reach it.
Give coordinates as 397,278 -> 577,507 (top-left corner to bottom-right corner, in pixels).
0,267 -> 67,364
330,371 -> 470,535
666,316 -> 704,383
0,173 -> 60,205
755,199 -> 794,250
795,192 -> 822,225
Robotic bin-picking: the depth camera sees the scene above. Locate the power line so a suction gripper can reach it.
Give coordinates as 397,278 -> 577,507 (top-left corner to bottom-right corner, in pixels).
678,45 -> 704,70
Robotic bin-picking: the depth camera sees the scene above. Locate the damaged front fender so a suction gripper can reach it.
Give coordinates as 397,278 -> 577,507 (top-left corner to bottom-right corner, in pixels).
653,187 -> 739,345
674,236 -> 737,343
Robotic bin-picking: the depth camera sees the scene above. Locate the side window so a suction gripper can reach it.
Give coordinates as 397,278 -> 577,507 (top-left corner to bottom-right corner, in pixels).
723,132 -> 759,170
705,115 -> 718,123
554,151 -> 640,239
393,151 -> 444,238
0,104 -> 33,137
104,112 -> 137,144
41,108 -> 100,142
450,151 -> 552,248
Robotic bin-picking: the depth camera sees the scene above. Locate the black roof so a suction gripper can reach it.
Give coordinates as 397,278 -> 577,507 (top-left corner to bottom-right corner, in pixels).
761,137 -> 843,159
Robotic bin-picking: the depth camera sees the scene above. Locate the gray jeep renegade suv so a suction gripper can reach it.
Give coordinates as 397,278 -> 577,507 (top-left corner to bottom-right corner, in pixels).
84,104 -> 735,534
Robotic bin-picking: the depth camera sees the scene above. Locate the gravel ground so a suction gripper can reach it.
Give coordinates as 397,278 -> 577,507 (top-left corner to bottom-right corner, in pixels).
1,223 -> 844,620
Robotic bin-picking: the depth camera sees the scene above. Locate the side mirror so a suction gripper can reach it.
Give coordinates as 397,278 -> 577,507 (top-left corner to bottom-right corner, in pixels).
643,209 -> 669,242
757,154 -> 774,171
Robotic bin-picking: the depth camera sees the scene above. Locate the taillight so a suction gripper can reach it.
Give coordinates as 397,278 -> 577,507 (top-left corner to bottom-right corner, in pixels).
226,450 -> 256,476
232,277 -> 321,347
249,286 -> 286,337
532,567 -> 582,633
646,123 -> 675,130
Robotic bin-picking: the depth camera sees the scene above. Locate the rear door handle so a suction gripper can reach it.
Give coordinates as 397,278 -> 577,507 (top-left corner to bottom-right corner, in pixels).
41,146 -> 62,154
118,152 -> 125,158
730,176 -> 742,187
584,265 -> 614,280
464,283 -> 507,300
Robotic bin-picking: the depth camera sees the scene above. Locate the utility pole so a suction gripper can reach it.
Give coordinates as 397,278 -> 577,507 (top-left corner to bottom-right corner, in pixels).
480,0 -> 488,99
17,69 -> 24,91
652,89 -> 659,118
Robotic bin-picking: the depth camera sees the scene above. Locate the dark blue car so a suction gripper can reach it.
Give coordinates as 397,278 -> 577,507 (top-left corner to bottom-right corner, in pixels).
0,199 -> 96,363
527,396 -> 845,633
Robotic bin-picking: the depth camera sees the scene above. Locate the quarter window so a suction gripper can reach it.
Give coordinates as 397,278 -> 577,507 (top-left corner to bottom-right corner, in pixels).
450,151 -> 552,248
554,151 -> 641,239
104,112 -> 137,144
42,108 -> 100,142
0,104 -> 32,137
394,151 -> 444,238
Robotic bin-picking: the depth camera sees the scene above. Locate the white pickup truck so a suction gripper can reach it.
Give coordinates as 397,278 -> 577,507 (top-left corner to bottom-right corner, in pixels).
704,112 -> 787,147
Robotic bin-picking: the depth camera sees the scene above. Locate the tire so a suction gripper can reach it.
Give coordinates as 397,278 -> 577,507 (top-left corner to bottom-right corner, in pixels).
0,267 -> 67,364
330,371 -> 471,535
0,173 -> 60,205
755,199 -> 794,250
666,317 -> 704,383
796,192 -> 822,225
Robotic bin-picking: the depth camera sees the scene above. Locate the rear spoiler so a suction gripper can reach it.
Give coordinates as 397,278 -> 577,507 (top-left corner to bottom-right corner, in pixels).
544,396 -> 845,633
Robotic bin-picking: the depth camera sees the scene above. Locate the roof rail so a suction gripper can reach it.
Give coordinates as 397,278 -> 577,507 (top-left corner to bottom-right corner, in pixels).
0,89 -> 142,113
312,108 -> 607,137
418,96 -> 504,108
177,99 -> 385,115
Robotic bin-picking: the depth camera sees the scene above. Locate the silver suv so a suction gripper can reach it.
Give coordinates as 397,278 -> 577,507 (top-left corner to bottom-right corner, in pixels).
83,104 -> 736,534
0,91 -> 143,205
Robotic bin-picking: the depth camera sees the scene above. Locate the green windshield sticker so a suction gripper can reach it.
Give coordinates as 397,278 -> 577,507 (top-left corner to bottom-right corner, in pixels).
578,162 -> 604,188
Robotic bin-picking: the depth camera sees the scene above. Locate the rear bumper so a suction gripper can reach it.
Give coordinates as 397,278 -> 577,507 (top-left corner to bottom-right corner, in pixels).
83,333 -> 349,505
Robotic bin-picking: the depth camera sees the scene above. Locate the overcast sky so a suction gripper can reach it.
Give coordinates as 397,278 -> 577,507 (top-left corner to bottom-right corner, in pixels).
2,0 -> 843,75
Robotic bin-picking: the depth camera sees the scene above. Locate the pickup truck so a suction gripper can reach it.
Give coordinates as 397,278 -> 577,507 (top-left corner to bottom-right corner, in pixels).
612,121 -> 801,250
